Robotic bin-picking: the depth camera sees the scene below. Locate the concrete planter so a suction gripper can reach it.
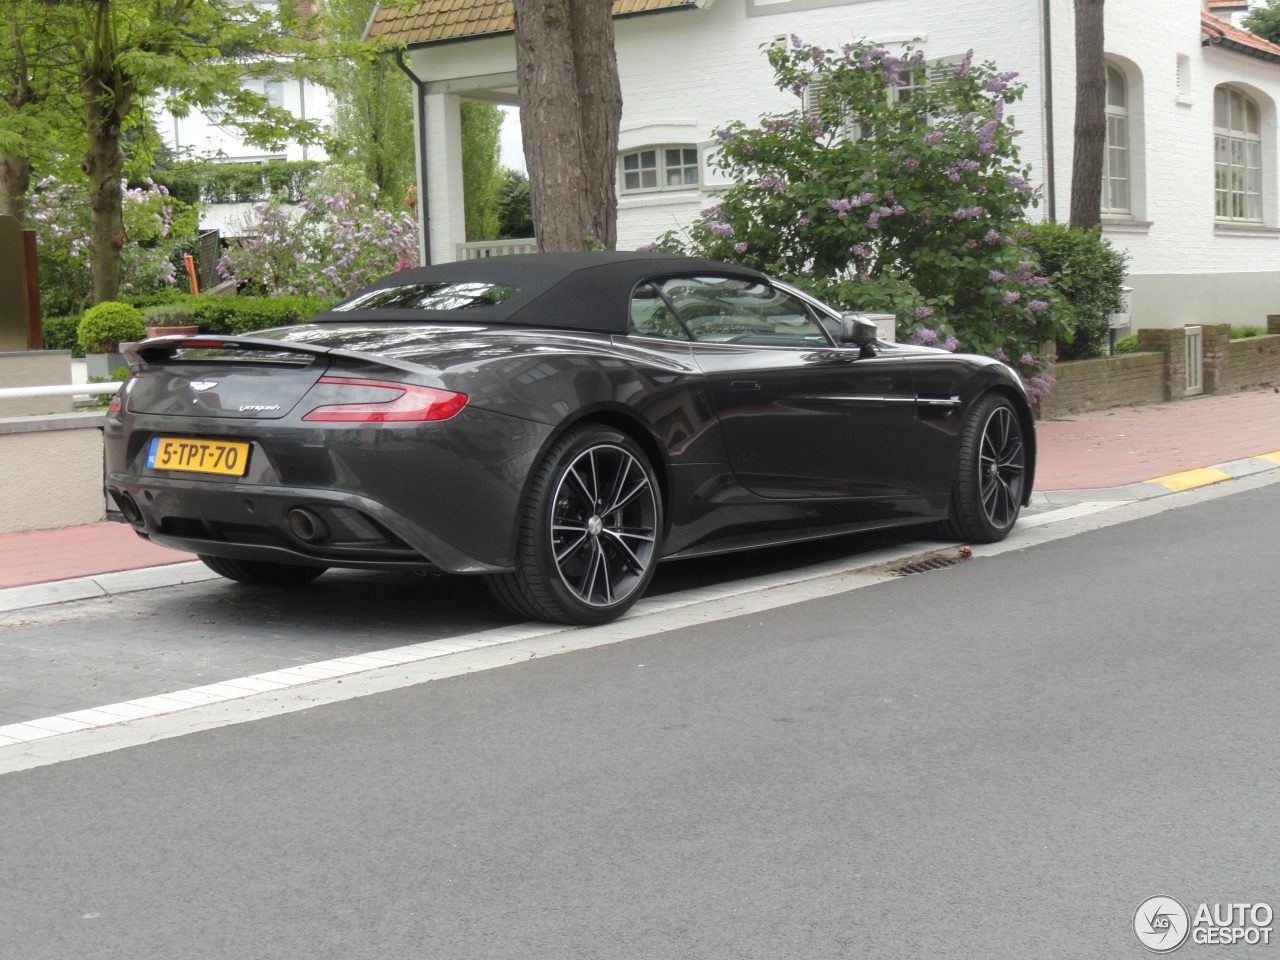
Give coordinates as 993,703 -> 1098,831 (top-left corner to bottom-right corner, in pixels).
85,351 -> 127,379
145,324 -> 198,339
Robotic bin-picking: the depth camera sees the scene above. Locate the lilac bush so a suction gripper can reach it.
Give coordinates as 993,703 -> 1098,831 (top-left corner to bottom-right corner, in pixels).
217,170 -> 419,299
28,177 -> 196,315
653,38 -> 1069,399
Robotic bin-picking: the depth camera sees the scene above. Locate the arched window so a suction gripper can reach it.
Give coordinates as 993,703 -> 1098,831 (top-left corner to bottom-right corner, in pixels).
1214,86 -> 1262,222
1103,65 -> 1130,215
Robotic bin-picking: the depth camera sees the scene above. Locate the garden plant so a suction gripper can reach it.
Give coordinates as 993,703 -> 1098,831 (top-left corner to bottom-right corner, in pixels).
653,37 -> 1081,399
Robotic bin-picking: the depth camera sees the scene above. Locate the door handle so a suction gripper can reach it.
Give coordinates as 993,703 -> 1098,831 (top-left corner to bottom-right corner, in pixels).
730,380 -> 761,391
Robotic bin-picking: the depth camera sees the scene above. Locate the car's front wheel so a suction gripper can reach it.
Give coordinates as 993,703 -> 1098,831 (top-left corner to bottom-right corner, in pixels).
942,393 -> 1027,543
488,424 -> 662,625
198,555 -> 328,588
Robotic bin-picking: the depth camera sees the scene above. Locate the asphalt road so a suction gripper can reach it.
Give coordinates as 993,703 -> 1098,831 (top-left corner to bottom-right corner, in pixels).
2,482 -> 1278,959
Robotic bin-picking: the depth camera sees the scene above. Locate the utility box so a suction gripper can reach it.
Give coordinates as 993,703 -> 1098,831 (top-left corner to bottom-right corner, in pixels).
863,313 -> 897,343
0,215 -> 32,351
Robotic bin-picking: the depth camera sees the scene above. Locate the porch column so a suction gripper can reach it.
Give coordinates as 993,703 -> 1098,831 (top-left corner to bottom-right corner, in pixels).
424,92 -> 467,264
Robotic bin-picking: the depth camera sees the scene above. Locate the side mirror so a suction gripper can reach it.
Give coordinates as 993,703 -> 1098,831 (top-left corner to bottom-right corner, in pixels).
839,313 -> 879,353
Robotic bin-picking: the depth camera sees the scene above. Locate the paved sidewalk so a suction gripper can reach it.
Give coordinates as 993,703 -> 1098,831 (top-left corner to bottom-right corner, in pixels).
2,390 -> 1278,593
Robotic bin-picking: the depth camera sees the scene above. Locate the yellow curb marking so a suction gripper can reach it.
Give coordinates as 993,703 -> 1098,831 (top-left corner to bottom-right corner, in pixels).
1144,467 -> 1234,492
1255,450 -> 1280,466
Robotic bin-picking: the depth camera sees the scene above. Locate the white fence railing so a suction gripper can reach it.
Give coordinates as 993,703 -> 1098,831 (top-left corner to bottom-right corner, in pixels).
456,238 -> 538,260
1184,325 -> 1203,396
0,383 -> 123,400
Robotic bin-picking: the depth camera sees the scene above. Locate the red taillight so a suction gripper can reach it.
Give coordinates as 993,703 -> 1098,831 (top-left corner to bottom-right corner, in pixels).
106,372 -> 137,415
301,376 -> 468,423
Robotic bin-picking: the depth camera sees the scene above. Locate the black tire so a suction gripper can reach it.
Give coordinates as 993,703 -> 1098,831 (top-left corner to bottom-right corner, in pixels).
940,393 -> 1027,543
198,554 -> 327,588
487,424 -> 663,625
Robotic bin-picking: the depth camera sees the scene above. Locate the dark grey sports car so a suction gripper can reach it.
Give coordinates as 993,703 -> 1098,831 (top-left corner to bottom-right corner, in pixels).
104,252 -> 1034,624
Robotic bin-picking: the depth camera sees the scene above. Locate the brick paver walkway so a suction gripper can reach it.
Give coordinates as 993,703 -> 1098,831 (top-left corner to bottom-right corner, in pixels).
1035,389 -> 1280,490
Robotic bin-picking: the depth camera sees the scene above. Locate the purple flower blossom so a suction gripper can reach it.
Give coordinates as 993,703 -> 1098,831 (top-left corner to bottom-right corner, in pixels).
984,229 -> 1002,244
811,45 -> 825,64
994,347 -> 1009,362
851,244 -> 869,258
708,221 -> 735,237
798,216 -> 812,226
1026,299 -> 1050,312
924,131 -> 944,146
715,128 -> 732,141
914,305 -> 934,320
1006,174 -> 1032,193
954,49 -> 973,78
790,33 -> 802,49
635,242 -> 657,252
953,205 -> 983,220
1002,291 -> 1021,305
735,241 -> 749,253
904,158 -> 920,170
985,71 -> 1019,93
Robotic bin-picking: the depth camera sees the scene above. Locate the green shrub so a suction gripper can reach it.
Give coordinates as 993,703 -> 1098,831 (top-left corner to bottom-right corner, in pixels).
76,302 -> 146,353
141,302 -> 198,327
1112,333 -> 1139,354
1231,325 -> 1266,339
42,314 -> 82,355
1019,222 -> 1129,362
170,159 -> 323,204
190,294 -> 334,335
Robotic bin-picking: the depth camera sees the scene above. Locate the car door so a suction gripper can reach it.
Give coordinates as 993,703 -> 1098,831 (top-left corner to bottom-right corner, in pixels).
652,275 -> 918,500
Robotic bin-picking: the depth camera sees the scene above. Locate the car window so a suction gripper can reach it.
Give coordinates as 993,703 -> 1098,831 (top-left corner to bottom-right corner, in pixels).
332,281 -> 518,312
657,277 -> 832,347
628,283 -> 690,340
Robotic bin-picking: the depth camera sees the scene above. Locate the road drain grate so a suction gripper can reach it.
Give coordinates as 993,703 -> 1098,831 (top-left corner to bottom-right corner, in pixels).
888,546 -> 974,577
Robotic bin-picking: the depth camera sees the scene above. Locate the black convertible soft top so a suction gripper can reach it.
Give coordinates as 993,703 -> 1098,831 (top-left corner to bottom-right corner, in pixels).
308,252 -> 770,334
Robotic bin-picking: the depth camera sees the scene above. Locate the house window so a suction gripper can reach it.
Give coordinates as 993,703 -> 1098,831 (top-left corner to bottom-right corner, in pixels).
1214,85 -> 1262,222
805,56 -> 956,139
1103,65 -> 1130,215
620,146 -> 699,194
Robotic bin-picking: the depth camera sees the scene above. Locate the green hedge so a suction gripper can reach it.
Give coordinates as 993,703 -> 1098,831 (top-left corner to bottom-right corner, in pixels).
43,294 -> 333,353
42,314 -> 82,355
190,294 -> 333,334
1020,222 -> 1130,362
154,160 -> 323,205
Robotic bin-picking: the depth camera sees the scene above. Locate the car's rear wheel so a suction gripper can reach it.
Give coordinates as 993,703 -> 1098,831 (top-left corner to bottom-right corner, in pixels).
198,555 -> 328,588
941,393 -> 1027,543
488,424 -> 662,625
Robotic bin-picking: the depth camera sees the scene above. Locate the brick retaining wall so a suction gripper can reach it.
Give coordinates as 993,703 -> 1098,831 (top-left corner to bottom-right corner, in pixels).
1040,317 -> 1280,419
1227,334 -> 1280,390
1039,352 -> 1166,418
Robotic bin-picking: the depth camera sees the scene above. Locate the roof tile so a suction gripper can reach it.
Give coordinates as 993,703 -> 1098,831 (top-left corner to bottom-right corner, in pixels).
1202,11 -> 1280,62
368,0 -> 695,45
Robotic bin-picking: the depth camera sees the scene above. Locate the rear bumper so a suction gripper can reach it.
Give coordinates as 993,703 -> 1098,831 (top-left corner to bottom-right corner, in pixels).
104,407 -> 554,574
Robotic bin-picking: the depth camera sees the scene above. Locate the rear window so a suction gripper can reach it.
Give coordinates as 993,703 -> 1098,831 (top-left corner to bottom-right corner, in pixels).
333,281 -> 519,312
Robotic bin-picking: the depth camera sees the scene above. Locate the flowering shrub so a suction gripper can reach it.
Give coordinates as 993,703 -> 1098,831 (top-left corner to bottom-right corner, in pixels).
217,170 -> 419,299
28,178 -> 198,316
652,38 -> 1072,399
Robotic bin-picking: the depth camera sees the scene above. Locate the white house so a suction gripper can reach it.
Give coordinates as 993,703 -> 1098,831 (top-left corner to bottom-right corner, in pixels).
369,0 -> 1280,331
157,73 -> 334,236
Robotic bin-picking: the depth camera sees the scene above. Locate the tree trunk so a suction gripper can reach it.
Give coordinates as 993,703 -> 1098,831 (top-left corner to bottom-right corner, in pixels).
1069,0 -> 1105,229
0,154 -> 31,224
81,73 -> 127,304
80,0 -> 131,304
513,0 -> 622,251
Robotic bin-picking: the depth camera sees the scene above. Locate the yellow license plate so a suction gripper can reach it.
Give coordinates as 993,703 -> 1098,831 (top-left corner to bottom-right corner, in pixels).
146,436 -> 251,476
